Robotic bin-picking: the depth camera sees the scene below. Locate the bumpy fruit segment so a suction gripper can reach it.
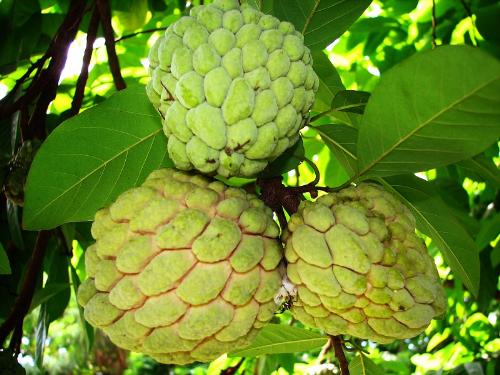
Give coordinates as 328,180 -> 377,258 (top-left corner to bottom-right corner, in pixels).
283,183 -> 446,343
147,0 -> 319,178
77,169 -> 283,364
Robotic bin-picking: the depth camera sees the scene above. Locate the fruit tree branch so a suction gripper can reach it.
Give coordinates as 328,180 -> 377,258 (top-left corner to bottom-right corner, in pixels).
0,231 -> 51,348
70,5 -> 100,116
96,0 -> 127,90
431,0 -> 437,48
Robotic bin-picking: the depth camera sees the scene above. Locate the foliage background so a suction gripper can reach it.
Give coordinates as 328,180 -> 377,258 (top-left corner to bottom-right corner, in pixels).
0,0 -> 499,374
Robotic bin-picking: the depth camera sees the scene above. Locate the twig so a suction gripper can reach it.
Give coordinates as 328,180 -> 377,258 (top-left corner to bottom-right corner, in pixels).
96,0 -> 127,90
0,231 -> 51,347
7,321 -> 23,356
70,6 -> 100,116
317,336 -> 333,364
26,0 -> 87,140
115,27 -> 167,43
431,0 -> 437,48
331,336 -> 349,375
221,358 -> 245,375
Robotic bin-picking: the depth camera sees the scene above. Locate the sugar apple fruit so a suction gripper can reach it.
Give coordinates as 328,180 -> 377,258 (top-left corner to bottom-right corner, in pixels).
283,183 -> 446,343
77,168 -> 283,364
146,0 -> 319,178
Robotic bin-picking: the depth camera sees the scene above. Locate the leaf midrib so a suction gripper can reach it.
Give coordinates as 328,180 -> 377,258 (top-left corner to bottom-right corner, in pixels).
302,0 -> 321,35
358,76 -> 499,178
316,127 -> 357,161
26,127 -> 162,226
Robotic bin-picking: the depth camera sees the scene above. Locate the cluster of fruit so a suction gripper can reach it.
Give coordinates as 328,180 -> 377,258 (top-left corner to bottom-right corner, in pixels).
78,0 -> 445,365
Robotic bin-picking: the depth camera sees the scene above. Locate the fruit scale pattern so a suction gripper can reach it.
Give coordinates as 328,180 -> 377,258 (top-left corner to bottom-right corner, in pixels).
147,0 -> 319,178
77,169 -> 284,364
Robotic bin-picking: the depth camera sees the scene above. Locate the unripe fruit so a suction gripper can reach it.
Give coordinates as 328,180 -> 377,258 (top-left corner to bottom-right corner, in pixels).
77,169 -> 283,364
283,183 -> 446,343
147,0 -> 319,178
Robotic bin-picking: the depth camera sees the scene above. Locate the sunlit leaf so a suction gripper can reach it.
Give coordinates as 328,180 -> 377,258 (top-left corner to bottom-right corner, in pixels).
349,353 -> 385,375
381,174 -> 480,296
272,0 -> 371,50
312,50 -> 344,112
357,45 -> 500,178
315,124 -> 357,177
228,324 -> 327,357
331,90 -> 370,114
23,85 -> 172,230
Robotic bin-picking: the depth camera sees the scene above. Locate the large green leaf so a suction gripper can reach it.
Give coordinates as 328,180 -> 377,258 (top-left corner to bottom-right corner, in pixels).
315,124 -> 358,177
349,353 -> 385,375
357,45 -> 500,178
23,85 -> 172,230
381,174 -> 480,296
272,0 -> 372,50
228,324 -> 327,357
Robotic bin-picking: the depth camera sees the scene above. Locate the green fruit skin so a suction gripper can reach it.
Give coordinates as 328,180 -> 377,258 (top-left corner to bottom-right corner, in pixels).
283,183 -> 446,344
77,168 -> 283,364
146,0 -> 319,178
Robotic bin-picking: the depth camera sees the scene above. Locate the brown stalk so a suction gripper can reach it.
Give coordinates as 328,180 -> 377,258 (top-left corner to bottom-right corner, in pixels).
96,0 -> 126,90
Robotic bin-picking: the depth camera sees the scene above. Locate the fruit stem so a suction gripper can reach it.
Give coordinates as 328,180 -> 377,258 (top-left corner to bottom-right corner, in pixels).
331,335 -> 350,375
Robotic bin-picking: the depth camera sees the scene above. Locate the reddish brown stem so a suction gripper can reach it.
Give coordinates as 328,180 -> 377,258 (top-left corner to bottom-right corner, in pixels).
0,231 -> 51,347
221,358 -> 244,375
331,336 -> 349,375
96,0 -> 126,90
70,6 -> 100,116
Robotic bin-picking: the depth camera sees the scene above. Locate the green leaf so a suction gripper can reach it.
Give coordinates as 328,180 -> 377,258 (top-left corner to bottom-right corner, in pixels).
357,45 -> 500,178
35,304 -> 49,369
349,353 -> 385,375
312,50 -> 344,113
380,174 -> 480,296
70,264 -> 94,351
259,138 -> 305,178
457,154 -> 500,187
23,85 -> 172,230
0,242 -> 11,275
272,0 -> 371,50
476,213 -> 500,250
30,283 -> 70,312
331,90 -> 370,114
315,124 -> 358,177
228,324 -> 327,357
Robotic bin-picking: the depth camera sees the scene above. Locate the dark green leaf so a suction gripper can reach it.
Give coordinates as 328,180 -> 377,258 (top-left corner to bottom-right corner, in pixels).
259,138 -> 304,178
228,324 -> 327,357
35,304 -> 49,369
331,90 -> 370,114
272,0 -> 371,50
23,85 -> 173,230
30,283 -> 70,312
358,46 -> 500,178
381,174 -> 480,296
457,154 -> 500,187
476,213 -> 500,250
476,3 -> 500,41
315,124 -> 357,177
349,353 -> 385,375
477,247 -> 499,312
0,242 -> 11,275
312,50 -> 344,112
70,264 -> 94,351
